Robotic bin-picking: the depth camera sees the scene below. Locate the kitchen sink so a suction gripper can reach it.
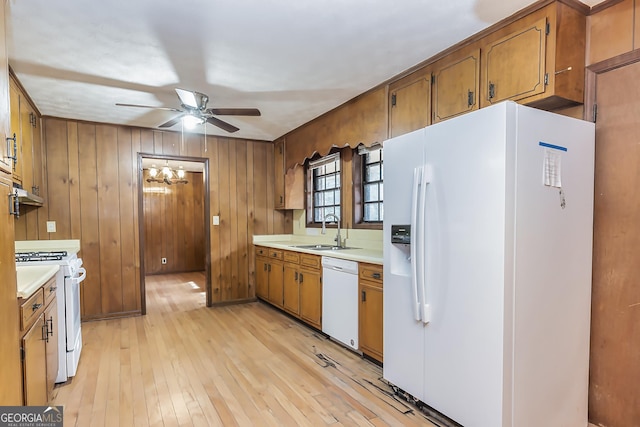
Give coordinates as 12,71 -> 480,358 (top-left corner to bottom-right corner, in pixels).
290,244 -> 359,251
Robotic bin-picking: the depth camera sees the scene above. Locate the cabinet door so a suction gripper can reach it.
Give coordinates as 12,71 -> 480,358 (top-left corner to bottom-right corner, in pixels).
299,269 -> 322,328
44,301 -> 58,398
483,17 -> 547,105
283,263 -> 300,315
0,11 -> 11,175
19,100 -> 34,194
256,257 -> 269,299
9,81 -> 21,183
22,313 -> 47,406
274,139 -> 285,209
0,173 -> 22,405
389,74 -> 431,138
268,260 -> 284,307
359,282 -> 383,361
433,49 -> 480,123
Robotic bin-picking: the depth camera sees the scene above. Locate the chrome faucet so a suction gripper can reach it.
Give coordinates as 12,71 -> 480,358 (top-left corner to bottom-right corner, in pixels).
322,213 -> 342,248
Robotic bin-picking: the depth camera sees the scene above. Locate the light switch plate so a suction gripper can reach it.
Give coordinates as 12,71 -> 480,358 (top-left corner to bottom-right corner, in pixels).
46,221 -> 56,233
213,215 -> 220,226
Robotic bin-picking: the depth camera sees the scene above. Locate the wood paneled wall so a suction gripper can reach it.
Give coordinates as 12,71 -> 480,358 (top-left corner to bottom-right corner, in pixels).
28,118 -> 290,320
143,171 -> 205,275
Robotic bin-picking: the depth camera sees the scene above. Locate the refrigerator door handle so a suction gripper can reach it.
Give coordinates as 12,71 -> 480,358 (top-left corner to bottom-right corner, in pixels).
410,166 -> 422,322
419,165 -> 432,324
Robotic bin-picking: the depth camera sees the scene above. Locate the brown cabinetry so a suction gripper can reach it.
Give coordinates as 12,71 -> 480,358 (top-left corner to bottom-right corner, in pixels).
255,247 -> 284,303
432,48 -> 480,123
481,3 -> 586,110
9,76 -> 42,194
257,246 -> 323,329
18,276 -> 59,405
274,138 -> 303,210
388,68 -> 432,138
358,263 -> 383,362
0,172 -> 22,405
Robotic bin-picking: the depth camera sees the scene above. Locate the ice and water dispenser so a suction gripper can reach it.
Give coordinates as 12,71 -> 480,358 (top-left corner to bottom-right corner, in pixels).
389,225 -> 412,276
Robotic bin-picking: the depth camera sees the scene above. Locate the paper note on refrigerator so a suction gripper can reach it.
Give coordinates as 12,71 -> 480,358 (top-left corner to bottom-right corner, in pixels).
539,142 -> 566,188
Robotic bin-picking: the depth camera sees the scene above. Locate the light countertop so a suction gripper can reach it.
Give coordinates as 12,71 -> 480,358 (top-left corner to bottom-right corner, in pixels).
15,239 -> 81,255
17,265 -> 60,299
253,234 -> 383,265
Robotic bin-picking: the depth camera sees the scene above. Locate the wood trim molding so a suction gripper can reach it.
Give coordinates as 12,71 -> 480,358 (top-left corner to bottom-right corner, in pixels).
9,67 -> 42,116
588,0 -> 626,15
585,49 -> 640,121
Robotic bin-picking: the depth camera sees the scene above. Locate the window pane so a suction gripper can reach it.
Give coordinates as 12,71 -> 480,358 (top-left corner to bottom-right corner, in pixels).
325,162 -> 335,174
364,183 -> 378,202
379,183 -> 384,201
314,208 -> 323,222
325,190 -> 334,205
326,174 -> 336,189
335,206 -> 341,218
364,203 -> 377,221
366,164 -> 381,182
380,203 -> 384,220
367,150 -> 380,164
315,192 -> 323,206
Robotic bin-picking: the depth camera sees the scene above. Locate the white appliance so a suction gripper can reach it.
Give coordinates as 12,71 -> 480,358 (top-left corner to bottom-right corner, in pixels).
15,249 -> 86,383
383,101 -> 595,427
321,256 -> 359,351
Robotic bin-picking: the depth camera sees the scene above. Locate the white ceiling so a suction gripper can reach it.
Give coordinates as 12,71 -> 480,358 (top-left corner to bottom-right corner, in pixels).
6,0 -> 605,142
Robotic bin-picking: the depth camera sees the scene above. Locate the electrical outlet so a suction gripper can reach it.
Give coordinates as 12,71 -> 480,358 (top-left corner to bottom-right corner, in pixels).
213,215 -> 220,226
46,221 -> 56,233
161,258 -> 167,265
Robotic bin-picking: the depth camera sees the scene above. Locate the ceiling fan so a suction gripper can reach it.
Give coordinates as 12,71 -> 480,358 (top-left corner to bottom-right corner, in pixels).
116,88 -> 261,133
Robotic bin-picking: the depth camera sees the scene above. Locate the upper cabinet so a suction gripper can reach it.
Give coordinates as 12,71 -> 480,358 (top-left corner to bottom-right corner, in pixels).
481,3 -> 586,110
388,68 -> 432,138
9,75 -> 43,195
432,48 -> 480,123
274,138 -> 304,210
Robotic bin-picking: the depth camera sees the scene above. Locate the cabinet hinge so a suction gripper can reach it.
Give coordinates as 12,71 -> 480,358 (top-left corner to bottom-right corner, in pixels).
320,276 -> 322,284
431,74 -> 435,84
20,346 -> 25,361
391,93 -> 397,107
546,22 -> 550,35
467,90 -> 474,107
544,73 -> 549,85
488,82 -> 495,100
592,104 -> 598,123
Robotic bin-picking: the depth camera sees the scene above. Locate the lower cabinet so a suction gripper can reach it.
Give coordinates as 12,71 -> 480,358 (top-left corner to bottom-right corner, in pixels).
358,263 -> 384,362
256,246 -> 322,330
19,276 -> 58,405
255,247 -> 283,304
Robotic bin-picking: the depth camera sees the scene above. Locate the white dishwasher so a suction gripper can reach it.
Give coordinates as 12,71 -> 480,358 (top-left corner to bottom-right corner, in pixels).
322,256 -> 359,351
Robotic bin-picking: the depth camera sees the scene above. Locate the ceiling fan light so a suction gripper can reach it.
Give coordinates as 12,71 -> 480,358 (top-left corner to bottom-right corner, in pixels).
162,166 -> 172,177
182,115 -> 204,129
177,168 -> 185,179
149,166 -> 158,177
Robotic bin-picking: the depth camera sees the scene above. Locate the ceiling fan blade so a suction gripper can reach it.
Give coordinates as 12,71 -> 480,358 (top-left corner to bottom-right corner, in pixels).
175,88 -> 207,110
205,116 -> 239,133
208,108 -> 261,116
116,103 -> 181,112
158,114 -> 185,128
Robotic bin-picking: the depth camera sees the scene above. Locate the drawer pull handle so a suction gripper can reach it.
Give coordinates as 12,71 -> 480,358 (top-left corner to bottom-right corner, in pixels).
49,286 -> 57,293
32,303 -> 42,311
47,317 -> 54,337
372,273 -> 381,279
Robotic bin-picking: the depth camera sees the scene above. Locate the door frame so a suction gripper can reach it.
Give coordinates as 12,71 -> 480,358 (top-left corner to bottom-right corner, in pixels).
584,49 -> 640,122
137,152 -> 212,314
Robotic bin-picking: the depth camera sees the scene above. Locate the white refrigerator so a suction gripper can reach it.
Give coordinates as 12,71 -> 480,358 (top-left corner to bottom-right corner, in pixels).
383,101 -> 594,427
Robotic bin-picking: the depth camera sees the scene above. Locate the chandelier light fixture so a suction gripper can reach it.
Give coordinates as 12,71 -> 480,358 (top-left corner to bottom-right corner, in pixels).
146,161 -> 188,185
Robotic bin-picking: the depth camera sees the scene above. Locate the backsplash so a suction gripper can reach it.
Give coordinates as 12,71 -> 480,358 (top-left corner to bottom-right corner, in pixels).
291,210 -> 382,250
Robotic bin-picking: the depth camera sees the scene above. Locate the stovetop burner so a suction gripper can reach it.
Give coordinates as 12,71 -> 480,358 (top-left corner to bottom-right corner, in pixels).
15,251 -> 68,262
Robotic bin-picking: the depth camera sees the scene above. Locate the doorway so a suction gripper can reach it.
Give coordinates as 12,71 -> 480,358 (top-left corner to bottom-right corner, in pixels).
137,153 -> 211,314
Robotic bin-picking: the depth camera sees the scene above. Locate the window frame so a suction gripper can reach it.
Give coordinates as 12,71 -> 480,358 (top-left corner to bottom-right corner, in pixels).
305,151 -> 342,228
352,145 -> 383,230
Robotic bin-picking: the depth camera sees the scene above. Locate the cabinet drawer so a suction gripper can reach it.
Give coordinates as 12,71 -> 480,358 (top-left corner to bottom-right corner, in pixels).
283,251 -> 300,264
300,254 -> 320,270
269,250 -> 283,260
43,276 -> 57,307
359,263 -> 383,286
255,246 -> 268,257
20,288 -> 44,331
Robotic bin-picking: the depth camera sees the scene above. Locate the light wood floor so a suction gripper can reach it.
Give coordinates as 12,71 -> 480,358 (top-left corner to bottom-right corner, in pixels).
52,272 -> 436,427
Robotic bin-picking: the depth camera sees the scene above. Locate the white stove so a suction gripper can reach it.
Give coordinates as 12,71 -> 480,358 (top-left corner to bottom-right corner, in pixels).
15,243 -> 86,383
